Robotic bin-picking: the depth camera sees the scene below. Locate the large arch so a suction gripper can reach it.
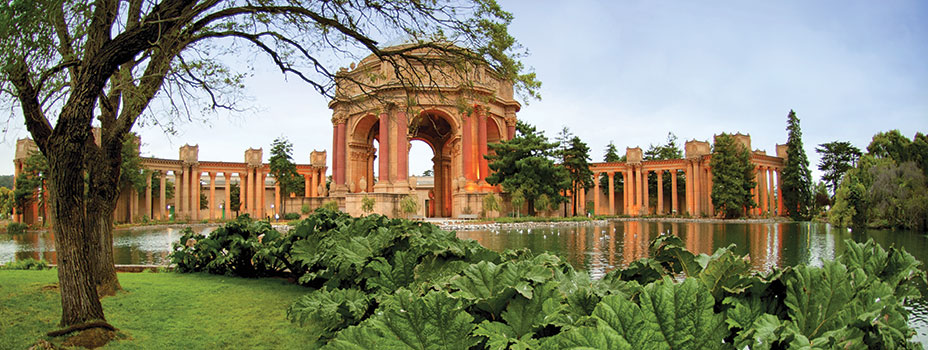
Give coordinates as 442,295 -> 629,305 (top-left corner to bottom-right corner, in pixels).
328,45 -> 522,218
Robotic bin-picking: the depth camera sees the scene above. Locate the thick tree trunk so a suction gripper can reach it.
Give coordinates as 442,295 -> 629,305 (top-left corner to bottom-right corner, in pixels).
47,134 -> 106,327
93,212 -> 121,296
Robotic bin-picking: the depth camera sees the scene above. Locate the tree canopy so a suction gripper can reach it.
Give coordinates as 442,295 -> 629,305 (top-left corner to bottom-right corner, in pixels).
599,141 -> 625,195
269,137 -> 304,197
710,133 -> 756,219
782,110 -> 813,221
486,121 -> 570,216
816,141 -> 861,197
555,128 -> 593,216
0,0 -> 539,333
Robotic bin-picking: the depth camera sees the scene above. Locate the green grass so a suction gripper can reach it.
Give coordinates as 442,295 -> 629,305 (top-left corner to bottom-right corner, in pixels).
0,269 -> 320,349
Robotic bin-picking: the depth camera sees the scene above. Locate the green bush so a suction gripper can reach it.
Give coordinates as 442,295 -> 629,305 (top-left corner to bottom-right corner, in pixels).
1,258 -> 49,270
5,222 -> 27,234
301,203 -> 312,215
283,212 -> 301,220
172,211 -> 926,349
321,200 -> 339,212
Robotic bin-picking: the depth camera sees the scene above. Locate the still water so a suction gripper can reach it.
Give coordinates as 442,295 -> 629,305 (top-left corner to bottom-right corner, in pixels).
2,220 -> 927,343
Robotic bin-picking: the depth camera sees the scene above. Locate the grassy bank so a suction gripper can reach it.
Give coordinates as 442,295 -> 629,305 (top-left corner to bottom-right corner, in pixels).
0,269 -> 318,349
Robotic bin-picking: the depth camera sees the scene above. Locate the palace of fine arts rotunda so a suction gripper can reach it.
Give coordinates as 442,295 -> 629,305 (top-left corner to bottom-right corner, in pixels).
11,47 -> 789,224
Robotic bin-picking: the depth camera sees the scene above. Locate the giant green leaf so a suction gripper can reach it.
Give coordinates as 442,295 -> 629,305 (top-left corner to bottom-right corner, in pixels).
323,289 -> 478,350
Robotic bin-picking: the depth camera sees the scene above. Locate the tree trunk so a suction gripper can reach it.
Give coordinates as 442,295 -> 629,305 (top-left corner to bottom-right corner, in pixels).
527,198 -> 535,216
93,212 -> 121,296
47,134 -> 106,327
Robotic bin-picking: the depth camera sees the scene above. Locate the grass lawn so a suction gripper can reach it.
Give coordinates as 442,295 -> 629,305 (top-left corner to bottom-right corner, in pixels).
0,269 -> 321,349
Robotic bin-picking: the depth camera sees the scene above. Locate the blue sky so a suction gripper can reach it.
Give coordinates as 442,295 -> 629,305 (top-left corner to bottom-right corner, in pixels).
1,0 -> 926,182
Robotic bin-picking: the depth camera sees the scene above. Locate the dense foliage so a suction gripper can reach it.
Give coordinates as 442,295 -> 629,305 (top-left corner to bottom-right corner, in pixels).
270,137 -> 305,197
172,211 -> 925,349
710,133 -> 756,218
486,121 -> 571,216
782,110 -> 814,220
829,131 -> 928,230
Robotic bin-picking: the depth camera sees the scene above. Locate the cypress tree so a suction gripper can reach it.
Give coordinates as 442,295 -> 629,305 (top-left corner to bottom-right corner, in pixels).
782,110 -> 813,220
710,133 -> 756,218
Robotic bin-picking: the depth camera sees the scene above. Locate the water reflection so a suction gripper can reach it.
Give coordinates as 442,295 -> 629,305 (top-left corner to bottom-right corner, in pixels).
0,226 -> 215,265
456,220 -> 928,278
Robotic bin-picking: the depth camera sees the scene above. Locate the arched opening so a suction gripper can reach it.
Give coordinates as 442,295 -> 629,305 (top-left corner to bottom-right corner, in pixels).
409,110 -> 457,217
348,114 -> 379,193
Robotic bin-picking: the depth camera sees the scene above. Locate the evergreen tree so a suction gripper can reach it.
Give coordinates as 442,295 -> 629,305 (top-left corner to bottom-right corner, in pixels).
710,133 -> 756,218
816,141 -> 861,197
13,150 -> 47,217
600,141 -> 625,195
486,121 -> 571,216
561,136 -> 594,216
269,137 -> 305,197
782,110 -> 813,220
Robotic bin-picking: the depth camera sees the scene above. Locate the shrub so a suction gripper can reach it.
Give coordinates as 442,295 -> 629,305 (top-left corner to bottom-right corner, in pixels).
361,195 -> 375,214
301,203 -> 312,215
5,222 -> 27,234
283,212 -> 301,220
1,258 -> 48,270
321,200 -> 339,212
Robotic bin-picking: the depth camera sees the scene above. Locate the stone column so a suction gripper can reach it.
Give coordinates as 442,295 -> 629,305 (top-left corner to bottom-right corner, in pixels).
179,168 -> 187,218
578,181 -> 586,215
209,172 -> 216,221
462,113 -> 474,182
754,167 -> 761,216
696,165 -> 703,216
671,170 -> 678,215
622,171 -> 630,215
129,188 -> 138,223
379,112 -> 390,183
635,166 -> 643,214
192,166 -> 200,220
304,173 -> 311,197
478,112 -> 489,182
274,183 -> 281,218
396,111 -> 408,182
642,170 -> 649,215
145,172 -> 152,220
238,172 -> 245,216
159,173 -> 167,220
759,166 -> 767,215
336,121 -> 347,187
776,168 -> 784,216
258,169 -> 266,219
685,162 -> 693,216
656,170 -> 663,215
593,173 -> 600,216
706,166 -> 714,215
608,172 -> 615,215
768,167 -> 775,216
332,126 -> 339,187
246,168 -> 253,216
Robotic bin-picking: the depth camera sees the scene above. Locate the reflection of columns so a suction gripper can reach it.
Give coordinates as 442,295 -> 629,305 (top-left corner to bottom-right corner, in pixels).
622,171 -> 630,215
145,172 -> 152,220
671,170 -> 678,215
397,111 -> 408,182
593,173 -> 601,216
379,113 -> 390,183
478,112 -> 489,182
642,170 -> 649,215
209,172 -> 216,220
607,172 -> 615,215
223,173 -> 231,219
159,173 -> 166,220
656,170 -> 663,215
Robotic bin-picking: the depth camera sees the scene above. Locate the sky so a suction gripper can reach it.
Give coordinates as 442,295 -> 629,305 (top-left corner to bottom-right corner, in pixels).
1,0 -> 926,182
